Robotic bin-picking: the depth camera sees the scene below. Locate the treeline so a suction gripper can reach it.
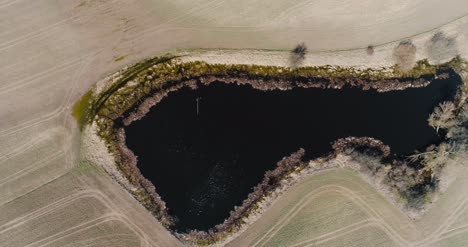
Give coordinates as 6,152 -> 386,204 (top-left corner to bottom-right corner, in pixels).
343,100 -> 467,210
343,147 -> 436,209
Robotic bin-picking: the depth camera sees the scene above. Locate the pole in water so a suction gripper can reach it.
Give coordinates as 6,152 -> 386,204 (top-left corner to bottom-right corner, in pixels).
196,97 -> 201,116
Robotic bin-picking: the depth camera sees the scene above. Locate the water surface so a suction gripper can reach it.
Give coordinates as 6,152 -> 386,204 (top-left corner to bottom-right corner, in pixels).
125,73 -> 459,232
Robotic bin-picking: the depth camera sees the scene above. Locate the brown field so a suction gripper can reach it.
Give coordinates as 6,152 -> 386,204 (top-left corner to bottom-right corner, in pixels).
1,0 -> 468,246
227,164 -> 468,247
0,163 -> 182,247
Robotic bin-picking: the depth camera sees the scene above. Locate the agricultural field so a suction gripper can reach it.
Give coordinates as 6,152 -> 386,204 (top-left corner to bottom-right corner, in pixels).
1,0 -> 468,246
0,162 -> 182,247
227,163 -> 468,247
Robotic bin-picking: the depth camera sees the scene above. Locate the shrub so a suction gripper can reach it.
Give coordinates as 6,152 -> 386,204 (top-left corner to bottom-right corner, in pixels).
367,45 -> 374,55
393,40 -> 417,72
291,43 -> 307,67
427,32 -> 458,63
428,101 -> 456,133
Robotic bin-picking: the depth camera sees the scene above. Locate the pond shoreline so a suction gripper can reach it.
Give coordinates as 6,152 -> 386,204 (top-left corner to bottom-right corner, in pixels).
115,73 -> 460,245
120,70 -> 451,127
78,55 -> 467,246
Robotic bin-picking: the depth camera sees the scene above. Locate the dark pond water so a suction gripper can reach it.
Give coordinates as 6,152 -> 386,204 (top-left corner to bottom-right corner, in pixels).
124,73 -> 459,232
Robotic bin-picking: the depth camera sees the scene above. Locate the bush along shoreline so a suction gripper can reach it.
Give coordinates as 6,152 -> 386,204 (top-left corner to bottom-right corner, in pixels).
75,55 -> 468,245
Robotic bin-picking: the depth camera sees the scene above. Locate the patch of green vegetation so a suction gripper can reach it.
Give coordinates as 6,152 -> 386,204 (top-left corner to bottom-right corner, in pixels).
448,56 -> 468,96
447,56 -> 468,72
70,161 -> 105,176
72,90 -> 92,130
77,1 -> 87,7
77,54 -> 467,133
114,55 -> 126,62
89,56 -> 177,122
94,57 -> 448,125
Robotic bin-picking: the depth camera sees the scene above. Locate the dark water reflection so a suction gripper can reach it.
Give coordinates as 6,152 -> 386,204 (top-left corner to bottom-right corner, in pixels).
125,73 -> 459,232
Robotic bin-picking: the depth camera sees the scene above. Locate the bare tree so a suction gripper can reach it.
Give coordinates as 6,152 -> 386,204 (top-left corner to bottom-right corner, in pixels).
291,43 -> 307,67
408,142 -> 456,173
427,32 -> 458,63
428,101 -> 456,133
366,45 -> 374,55
393,40 -> 417,72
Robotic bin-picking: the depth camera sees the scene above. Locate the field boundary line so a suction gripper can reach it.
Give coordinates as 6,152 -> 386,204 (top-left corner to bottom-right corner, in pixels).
290,219 -> 378,247
59,233 -> 139,247
24,213 -> 124,247
0,51 -> 95,95
302,221 -> 388,247
411,199 -> 468,247
0,0 -> 25,9
0,17 -> 74,51
0,49 -> 102,138
0,149 -> 64,186
252,185 -> 410,247
0,190 -> 110,234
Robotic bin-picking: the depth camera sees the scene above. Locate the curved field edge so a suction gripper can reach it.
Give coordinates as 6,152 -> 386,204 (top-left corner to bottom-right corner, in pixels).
75,54 -> 466,127
75,53 -> 468,245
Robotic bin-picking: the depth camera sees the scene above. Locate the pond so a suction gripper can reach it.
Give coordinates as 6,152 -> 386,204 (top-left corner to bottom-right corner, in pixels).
124,71 -> 460,232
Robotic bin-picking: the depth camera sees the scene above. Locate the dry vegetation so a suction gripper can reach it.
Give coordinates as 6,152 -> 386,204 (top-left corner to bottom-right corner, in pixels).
226,167 -> 459,247
226,67 -> 468,247
428,101 -> 457,133
3,0 -> 468,246
393,40 -> 417,72
183,149 -> 307,245
367,45 -> 375,56
290,43 -> 308,67
427,32 -> 459,64
75,52 -> 468,245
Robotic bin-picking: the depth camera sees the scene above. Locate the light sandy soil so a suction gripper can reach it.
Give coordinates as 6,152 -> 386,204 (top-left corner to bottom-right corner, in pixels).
227,160 -> 468,247
1,0 -> 468,246
0,162 -> 183,247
